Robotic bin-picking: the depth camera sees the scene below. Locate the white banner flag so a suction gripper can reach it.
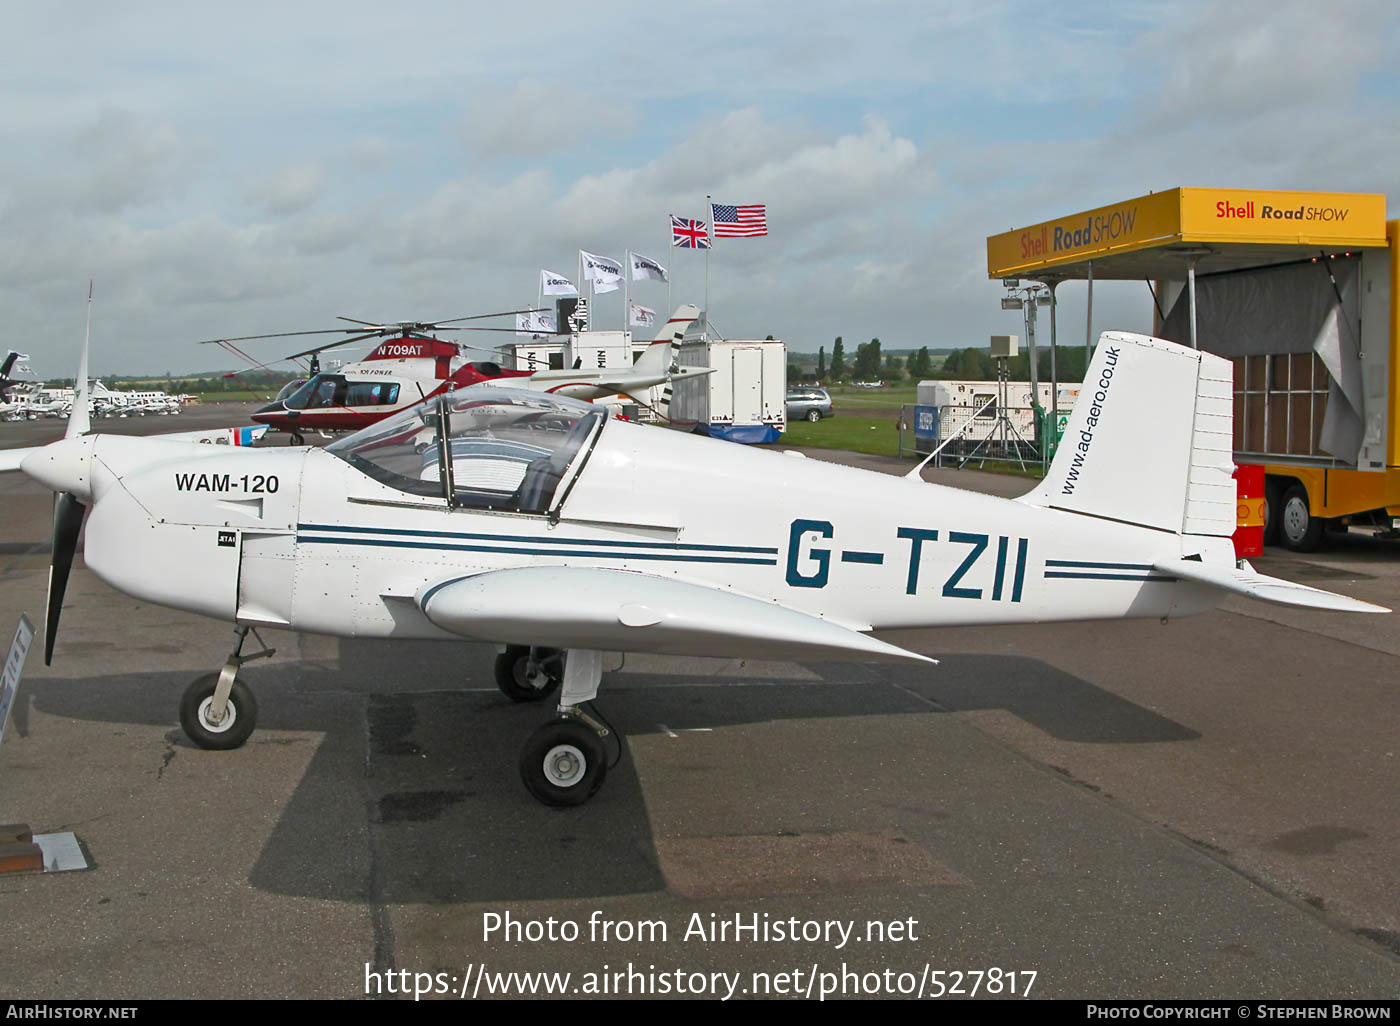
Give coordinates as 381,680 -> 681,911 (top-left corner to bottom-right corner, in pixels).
515,310 -> 557,336
540,270 -> 577,297
629,251 -> 668,283
580,250 -> 623,293
628,302 -> 656,329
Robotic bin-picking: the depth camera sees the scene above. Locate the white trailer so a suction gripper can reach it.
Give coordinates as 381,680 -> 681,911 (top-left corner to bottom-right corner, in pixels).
916,379 -> 1079,446
672,339 -> 787,443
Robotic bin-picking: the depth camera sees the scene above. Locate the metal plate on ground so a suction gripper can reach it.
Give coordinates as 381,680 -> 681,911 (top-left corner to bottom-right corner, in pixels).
32,832 -> 88,873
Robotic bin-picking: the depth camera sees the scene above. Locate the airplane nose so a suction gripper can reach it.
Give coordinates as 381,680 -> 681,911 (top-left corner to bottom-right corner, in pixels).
20,435 -> 97,501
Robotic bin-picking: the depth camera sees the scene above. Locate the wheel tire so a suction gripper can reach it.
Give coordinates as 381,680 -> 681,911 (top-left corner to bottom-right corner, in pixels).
1278,483 -> 1324,552
806,409 -> 821,423
1262,479 -> 1284,546
494,645 -> 562,702
519,719 -> 607,806
179,672 -> 258,750
289,432 -> 304,446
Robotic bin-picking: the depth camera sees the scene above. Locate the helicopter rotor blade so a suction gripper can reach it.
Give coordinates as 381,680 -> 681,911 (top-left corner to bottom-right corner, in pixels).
283,332 -> 385,362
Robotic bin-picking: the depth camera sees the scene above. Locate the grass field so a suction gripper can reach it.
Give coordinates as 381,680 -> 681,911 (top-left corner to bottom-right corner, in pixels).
779,415 -> 901,457
188,391 -> 280,402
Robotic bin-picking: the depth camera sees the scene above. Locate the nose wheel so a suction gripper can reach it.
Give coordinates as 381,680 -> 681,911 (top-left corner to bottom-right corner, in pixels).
180,673 -> 258,750
180,626 -> 274,750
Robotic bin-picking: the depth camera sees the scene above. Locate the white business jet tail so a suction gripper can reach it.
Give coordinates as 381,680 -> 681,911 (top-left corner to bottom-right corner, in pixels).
1020,331 -> 1387,614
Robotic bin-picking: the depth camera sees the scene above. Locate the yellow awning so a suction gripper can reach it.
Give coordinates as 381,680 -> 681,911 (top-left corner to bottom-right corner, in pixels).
986,188 -> 1388,280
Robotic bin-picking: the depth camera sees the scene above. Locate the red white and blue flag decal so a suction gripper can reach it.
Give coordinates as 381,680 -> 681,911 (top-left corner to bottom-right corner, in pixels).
670,215 -> 711,249
710,203 -> 766,237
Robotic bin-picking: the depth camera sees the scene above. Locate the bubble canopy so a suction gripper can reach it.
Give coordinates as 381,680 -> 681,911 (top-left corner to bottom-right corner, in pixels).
326,387 -> 606,514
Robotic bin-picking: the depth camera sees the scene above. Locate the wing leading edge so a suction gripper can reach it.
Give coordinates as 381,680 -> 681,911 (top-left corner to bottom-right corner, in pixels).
416,565 -> 936,665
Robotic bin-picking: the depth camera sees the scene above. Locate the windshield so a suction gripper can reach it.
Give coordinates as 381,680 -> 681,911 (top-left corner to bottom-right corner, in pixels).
326,386 -> 604,512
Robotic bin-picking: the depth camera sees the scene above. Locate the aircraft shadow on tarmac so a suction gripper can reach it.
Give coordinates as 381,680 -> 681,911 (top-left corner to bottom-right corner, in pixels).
17,636 -> 1196,905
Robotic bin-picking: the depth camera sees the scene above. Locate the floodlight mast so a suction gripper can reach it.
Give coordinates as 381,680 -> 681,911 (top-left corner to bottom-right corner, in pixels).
1000,280 -> 1056,471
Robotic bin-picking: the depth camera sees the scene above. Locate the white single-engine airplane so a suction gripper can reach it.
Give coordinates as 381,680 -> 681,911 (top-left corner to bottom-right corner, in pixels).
3,330 -> 1387,805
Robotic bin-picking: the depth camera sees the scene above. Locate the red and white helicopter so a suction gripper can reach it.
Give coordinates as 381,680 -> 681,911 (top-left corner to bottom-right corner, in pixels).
203,306 -> 708,444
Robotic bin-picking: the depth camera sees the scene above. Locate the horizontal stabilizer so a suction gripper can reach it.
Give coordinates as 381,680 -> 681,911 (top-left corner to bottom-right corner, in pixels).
1156,558 -> 1390,614
418,566 -> 936,664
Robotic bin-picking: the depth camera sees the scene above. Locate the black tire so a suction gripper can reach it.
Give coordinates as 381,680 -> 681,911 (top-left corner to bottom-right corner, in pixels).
494,646 -> 563,702
179,672 -> 258,750
289,432 -> 304,446
806,409 -> 821,423
1278,483 -> 1324,552
1262,478 -> 1284,546
519,719 -> 607,806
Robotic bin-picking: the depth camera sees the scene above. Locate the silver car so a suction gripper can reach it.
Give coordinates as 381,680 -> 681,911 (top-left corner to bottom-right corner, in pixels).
785,387 -> 835,422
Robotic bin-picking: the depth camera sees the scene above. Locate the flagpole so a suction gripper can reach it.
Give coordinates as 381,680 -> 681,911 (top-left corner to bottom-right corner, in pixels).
704,195 -> 712,340
665,222 -> 672,320
624,249 -> 630,335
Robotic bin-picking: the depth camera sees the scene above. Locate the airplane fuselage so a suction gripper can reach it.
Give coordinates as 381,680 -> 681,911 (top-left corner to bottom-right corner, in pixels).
80,418 -> 1227,651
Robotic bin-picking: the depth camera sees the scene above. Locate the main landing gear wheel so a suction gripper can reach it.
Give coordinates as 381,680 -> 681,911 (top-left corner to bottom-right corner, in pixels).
179,673 -> 258,750
494,645 -> 563,702
289,431 -> 304,446
519,718 -> 607,806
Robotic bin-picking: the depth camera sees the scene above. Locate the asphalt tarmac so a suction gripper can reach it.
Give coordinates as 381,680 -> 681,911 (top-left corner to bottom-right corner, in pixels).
1,409 -> 1397,999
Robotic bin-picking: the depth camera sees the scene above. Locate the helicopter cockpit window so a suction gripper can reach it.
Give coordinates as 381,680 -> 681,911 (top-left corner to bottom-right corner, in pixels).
284,374 -> 345,410
326,387 -> 605,512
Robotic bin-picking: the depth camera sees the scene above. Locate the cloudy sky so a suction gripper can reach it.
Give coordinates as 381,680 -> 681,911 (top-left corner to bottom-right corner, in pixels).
4,0 -> 1397,377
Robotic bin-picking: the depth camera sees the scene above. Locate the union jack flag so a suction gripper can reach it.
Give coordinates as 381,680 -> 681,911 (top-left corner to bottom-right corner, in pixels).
711,203 -> 766,238
671,215 -> 711,249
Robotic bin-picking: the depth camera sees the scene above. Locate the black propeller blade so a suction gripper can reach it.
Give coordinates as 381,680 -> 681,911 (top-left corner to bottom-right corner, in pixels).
45,490 -> 87,665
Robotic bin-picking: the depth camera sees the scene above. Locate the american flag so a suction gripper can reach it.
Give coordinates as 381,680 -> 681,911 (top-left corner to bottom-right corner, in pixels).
671,215 -> 711,249
710,203 -> 767,238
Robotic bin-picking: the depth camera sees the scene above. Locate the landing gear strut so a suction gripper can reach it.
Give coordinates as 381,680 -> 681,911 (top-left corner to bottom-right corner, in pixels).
517,649 -> 615,806
180,625 -> 274,750
494,645 -> 563,702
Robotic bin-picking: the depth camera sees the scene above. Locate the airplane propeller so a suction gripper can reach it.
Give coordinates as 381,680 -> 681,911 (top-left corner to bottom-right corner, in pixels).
40,284 -> 96,664
45,491 -> 86,665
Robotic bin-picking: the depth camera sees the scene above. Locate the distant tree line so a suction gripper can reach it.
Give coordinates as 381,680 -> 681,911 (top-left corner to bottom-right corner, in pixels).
788,337 -> 1088,385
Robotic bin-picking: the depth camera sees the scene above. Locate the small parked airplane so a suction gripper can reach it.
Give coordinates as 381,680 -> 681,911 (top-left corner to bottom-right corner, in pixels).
5,327 -> 1386,806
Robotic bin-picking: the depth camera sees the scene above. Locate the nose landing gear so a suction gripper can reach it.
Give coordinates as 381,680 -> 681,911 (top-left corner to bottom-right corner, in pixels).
179,625 -> 274,750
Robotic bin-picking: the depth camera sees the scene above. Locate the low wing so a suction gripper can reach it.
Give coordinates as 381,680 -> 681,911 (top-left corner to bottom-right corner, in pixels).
416,565 -> 936,665
1156,558 -> 1390,613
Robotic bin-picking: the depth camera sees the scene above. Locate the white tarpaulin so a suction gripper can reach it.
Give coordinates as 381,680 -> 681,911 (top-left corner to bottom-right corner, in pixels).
1160,257 -> 1366,465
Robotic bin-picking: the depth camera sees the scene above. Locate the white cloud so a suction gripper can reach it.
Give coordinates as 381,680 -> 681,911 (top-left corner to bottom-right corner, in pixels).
245,163 -> 326,216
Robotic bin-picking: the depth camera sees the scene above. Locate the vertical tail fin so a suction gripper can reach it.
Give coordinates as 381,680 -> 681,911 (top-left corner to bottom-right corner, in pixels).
1021,331 -> 1235,536
632,304 -> 700,416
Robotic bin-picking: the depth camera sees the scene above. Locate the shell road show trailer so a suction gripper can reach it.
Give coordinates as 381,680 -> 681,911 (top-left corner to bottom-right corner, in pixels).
987,187 -> 1399,552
